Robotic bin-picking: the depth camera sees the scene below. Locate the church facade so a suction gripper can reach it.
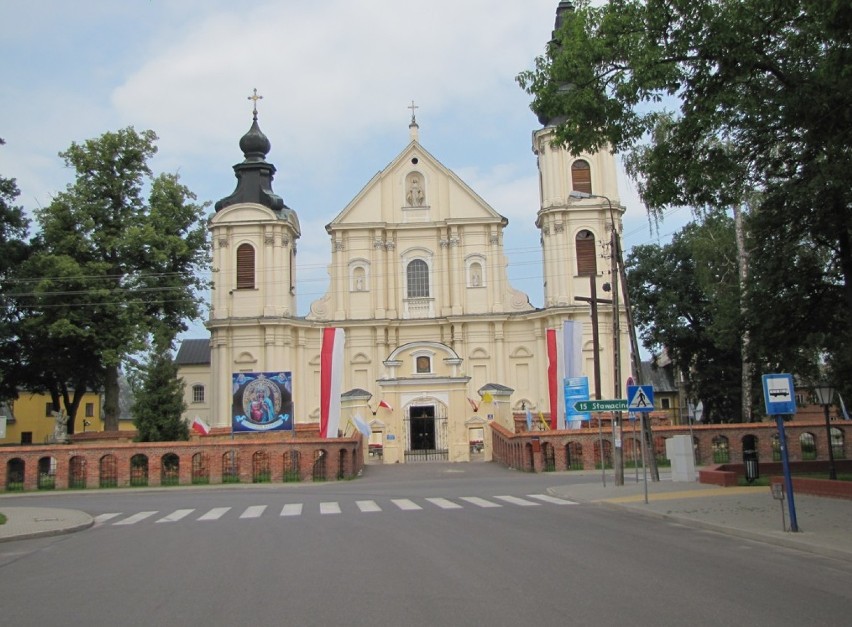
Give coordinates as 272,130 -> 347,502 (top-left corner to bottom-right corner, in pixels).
177,99 -> 630,464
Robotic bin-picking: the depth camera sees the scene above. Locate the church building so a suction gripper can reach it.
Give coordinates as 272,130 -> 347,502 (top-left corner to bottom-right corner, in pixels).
176,5 -> 631,463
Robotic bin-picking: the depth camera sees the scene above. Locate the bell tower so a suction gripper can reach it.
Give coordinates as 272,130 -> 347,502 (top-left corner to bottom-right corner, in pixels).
209,91 -> 301,321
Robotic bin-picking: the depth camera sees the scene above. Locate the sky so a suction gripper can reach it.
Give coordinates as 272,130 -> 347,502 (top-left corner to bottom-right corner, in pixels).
1,0 -> 691,341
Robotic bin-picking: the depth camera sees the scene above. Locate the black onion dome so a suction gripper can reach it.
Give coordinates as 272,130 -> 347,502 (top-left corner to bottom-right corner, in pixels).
239,117 -> 272,162
215,113 -> 292,218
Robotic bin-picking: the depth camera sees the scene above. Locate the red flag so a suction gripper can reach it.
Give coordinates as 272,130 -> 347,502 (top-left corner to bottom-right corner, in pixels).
378,400 -> 393,411
191,417 -> 210,435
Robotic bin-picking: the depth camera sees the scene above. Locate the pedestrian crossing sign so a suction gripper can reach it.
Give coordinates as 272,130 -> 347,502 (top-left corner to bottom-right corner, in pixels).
627,385 -> 654,412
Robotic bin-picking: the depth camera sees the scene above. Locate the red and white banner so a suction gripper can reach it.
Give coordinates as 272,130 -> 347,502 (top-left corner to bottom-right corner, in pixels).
191,416 -> 210,435
546,325 -> 570,431
378,400 -> 393,411
320,327 -> 345,438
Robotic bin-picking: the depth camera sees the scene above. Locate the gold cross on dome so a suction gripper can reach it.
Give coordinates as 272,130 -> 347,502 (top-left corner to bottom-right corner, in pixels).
248,88 -> 264,119
408,99 -> 419,123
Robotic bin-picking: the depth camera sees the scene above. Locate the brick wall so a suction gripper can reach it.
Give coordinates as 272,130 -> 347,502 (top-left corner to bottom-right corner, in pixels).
1,433 -> 363,492
493,417 -> 848,473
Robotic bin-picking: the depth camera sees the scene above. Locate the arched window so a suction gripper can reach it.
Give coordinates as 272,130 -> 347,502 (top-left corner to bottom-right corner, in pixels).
406,259 -> 430,298
416,355 -> 431,374
576,230 -> 597,276
712,435 -> 730,463
571,159 -> 592,195
192,384 -> 205,403
800,432 -> 816,460
236,243 -> 255,290
831,427 -> 845,459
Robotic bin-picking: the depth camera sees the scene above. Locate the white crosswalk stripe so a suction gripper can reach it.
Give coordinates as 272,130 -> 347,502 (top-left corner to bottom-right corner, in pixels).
157,509 -> 195,523
114,511 -> 158,525
494,495 -> 539,507
320,502 -> 341,515
356,500 -> 381,512
281,504 -> 302,517
391,498 -> 422,511
425,497 -> 462,510
197,507 -> 230,521
460,497 -> 501,508
240,505 -> 267,519
526,494 -> 577,505
94,513 -> 122,524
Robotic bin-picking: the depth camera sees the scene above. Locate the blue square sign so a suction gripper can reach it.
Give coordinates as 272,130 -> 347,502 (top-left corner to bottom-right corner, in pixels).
762,374 -> 796,416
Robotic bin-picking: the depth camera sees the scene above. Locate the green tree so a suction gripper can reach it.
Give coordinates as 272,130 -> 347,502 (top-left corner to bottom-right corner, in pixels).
19,127 -> 208,432
518,0 -> 851,395
131,343 -> 189,442
627,214 -> 744,422
0,138 -> 32,402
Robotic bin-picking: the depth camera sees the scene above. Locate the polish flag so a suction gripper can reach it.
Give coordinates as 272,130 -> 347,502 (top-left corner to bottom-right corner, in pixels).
320,328 -> 345,438
378,400 -> 393,412
191,416 -> 210,435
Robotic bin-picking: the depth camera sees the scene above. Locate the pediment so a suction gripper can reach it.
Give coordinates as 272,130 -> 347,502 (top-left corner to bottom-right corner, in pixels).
327,141 -> 507,229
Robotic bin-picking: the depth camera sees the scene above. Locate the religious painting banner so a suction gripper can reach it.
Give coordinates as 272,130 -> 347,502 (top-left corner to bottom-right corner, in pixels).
232,372 -> 294,432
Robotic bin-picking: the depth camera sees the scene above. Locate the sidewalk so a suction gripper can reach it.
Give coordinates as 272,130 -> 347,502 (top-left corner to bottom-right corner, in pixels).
0,507 -> 93,543
549,475 -> 852,561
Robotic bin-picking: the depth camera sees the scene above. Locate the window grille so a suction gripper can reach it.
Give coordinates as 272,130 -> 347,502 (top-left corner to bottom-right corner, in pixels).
406,259 -> 429,298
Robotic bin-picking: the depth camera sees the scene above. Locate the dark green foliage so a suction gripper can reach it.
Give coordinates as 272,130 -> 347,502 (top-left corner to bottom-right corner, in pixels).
519,1 -> 851,402
131,347 -> 189,442
627,214 -> 744,422
11,127 -> 209,432
0,139 -> 32,402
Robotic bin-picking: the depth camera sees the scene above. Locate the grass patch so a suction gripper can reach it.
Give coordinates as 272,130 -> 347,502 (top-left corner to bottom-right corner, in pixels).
0,513 -> 7,525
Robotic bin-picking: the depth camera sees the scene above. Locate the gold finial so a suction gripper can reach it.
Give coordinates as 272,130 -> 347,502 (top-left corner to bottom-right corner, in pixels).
248,88 -> 264,120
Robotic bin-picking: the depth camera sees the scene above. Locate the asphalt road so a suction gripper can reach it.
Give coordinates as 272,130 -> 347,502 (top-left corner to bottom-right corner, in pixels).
2,463 -> 850,626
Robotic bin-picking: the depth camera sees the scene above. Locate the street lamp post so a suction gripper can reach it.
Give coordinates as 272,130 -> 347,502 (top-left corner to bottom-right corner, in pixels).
813,384 -> 837,480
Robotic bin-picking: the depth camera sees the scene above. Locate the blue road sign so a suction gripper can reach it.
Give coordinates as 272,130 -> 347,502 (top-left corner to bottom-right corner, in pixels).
762,373 -> 796,415
627,385 -> 654,412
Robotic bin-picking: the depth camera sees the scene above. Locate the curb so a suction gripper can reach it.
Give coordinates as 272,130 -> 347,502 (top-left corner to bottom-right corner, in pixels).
594,500 -> 852,563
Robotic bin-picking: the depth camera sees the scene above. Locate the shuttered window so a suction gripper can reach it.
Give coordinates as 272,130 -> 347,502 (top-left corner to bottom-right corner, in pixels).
236,244 -> 255,290
576,230 -> 596,276
571,160 -> 592,195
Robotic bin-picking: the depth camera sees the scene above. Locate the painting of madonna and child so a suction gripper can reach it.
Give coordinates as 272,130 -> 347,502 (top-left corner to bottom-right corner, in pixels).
232,372 -> 294,432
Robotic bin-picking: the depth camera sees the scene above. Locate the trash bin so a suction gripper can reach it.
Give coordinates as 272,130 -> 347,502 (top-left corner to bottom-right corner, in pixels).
744,448 -> 759,483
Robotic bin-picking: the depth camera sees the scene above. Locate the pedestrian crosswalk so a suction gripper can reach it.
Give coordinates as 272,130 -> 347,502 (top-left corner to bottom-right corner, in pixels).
92,494 -> 577,527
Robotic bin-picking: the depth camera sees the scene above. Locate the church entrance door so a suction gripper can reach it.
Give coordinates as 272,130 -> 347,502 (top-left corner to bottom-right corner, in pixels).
409,405 -> 435,450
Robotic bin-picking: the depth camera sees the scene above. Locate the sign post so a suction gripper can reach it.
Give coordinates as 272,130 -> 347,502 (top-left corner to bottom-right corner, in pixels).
762,373 -> 799,532
575,386 -> 655,501
627,385 -> 655,504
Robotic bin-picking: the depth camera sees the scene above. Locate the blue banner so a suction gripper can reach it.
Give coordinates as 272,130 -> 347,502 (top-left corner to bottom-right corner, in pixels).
232,372 -> 294,432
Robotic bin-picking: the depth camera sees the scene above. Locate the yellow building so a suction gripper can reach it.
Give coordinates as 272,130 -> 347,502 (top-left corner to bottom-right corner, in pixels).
176,98 -> 633,465
0,391 -> 106,445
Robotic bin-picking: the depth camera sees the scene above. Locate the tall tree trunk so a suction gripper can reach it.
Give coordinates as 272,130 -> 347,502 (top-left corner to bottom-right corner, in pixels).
103,364 -> 120,431
733,204 -> 753,422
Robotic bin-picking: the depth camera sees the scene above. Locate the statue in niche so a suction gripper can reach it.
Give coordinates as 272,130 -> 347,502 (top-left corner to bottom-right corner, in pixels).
406,175 -> 425,206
